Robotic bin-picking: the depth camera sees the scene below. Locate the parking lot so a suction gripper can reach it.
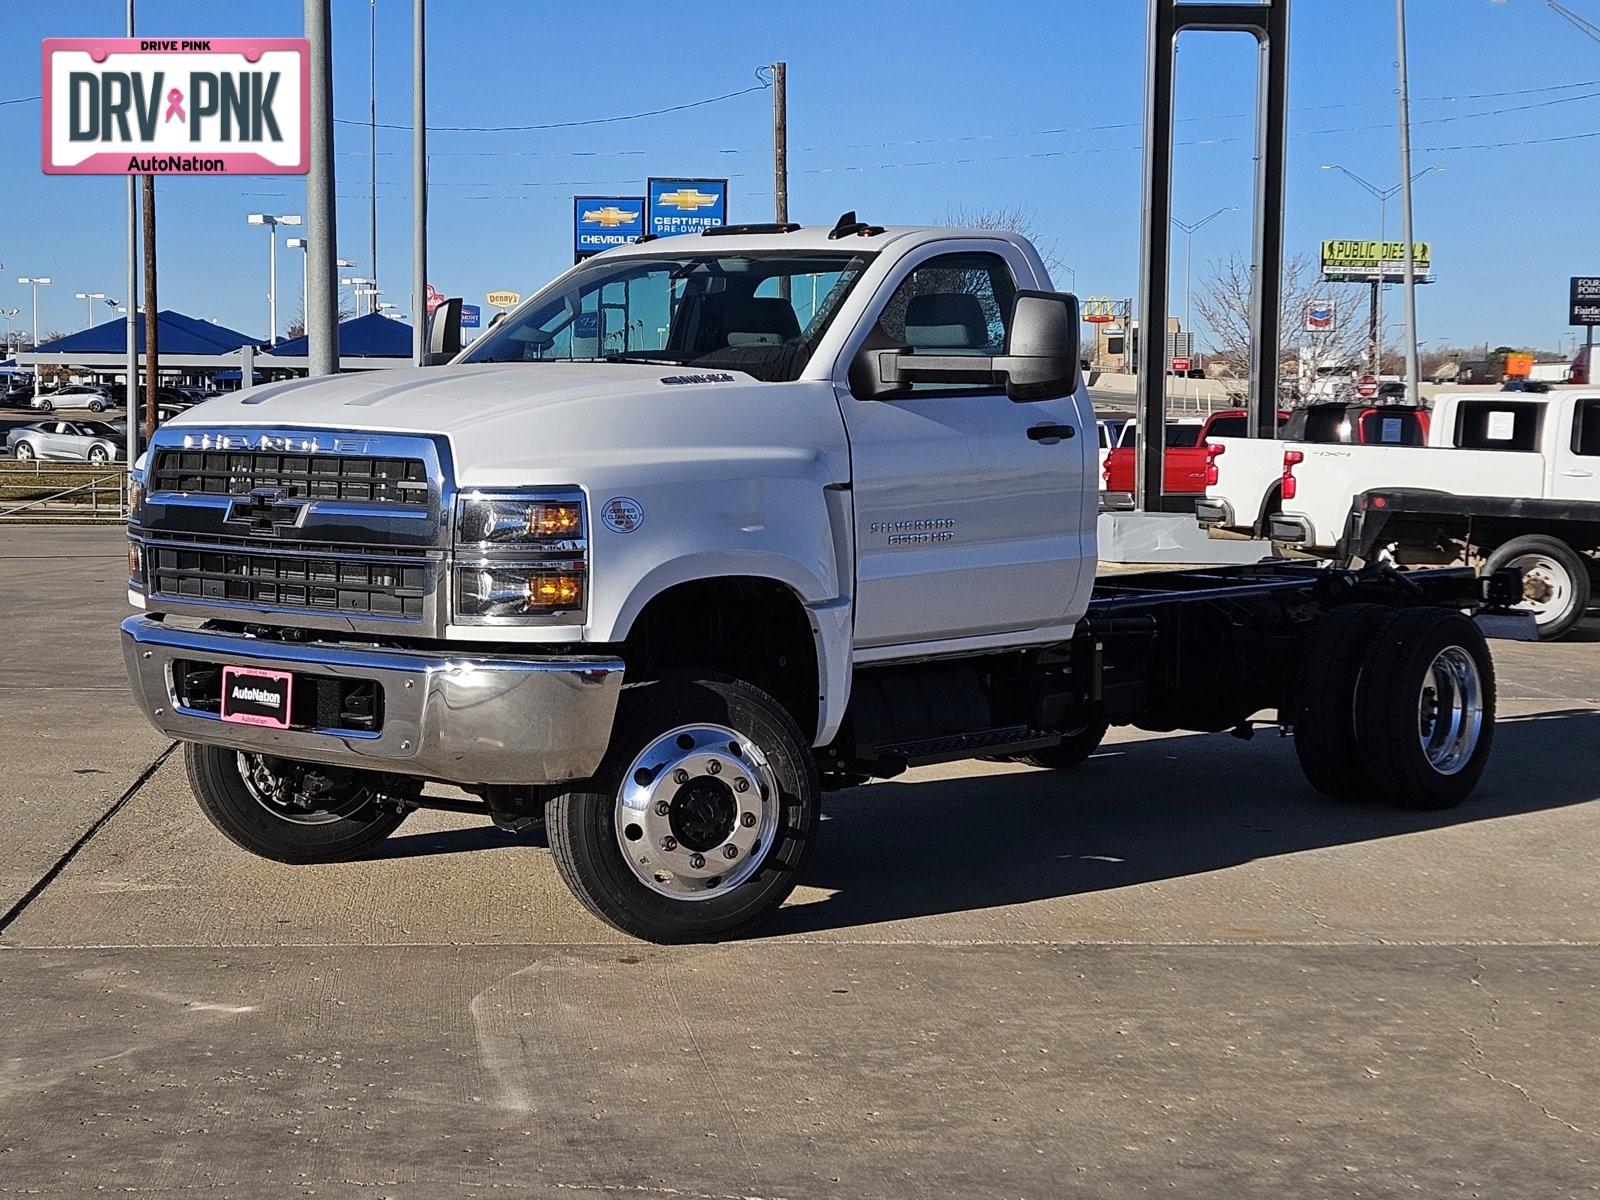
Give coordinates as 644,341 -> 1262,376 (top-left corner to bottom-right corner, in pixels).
1,523 -> 1597,1198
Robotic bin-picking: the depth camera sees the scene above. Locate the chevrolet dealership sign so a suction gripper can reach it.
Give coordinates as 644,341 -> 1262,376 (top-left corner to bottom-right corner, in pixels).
43,38 -> 308,175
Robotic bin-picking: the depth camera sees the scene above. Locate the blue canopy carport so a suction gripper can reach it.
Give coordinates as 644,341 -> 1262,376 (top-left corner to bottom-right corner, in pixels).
15,310 -> 263,385
264,313 -> 416,372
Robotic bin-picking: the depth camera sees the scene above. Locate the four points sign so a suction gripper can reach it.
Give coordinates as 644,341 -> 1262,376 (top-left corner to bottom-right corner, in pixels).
42,38 -> 309,175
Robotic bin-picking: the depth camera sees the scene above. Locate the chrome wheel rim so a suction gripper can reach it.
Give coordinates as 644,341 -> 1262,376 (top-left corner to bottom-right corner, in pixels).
1505,552 -> 1572,628
236,752 -> 373,825
14,444 -> 31,460
1417,646 -> 1483,775
614,723 -> 780,901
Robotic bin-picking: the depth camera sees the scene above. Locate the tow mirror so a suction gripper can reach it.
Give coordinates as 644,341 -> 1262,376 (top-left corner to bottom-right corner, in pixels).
425,297 -> 463,365
850,290 -> 1081,402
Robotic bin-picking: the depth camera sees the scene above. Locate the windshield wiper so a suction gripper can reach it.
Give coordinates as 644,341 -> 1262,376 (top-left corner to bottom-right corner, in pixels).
603,352 -> 687,366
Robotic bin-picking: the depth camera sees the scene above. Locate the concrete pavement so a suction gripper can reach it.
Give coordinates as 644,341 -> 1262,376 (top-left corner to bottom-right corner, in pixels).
1,526 -> 1597,1198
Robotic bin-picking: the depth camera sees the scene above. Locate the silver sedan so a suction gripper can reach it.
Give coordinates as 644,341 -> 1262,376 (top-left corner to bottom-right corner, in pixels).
6,421 -> 127,464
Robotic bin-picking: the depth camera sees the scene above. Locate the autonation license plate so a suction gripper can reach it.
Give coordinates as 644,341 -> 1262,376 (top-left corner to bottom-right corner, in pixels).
220,665 -> 294,728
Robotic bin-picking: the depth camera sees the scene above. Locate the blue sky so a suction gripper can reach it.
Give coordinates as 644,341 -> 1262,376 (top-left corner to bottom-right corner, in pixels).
2,0 -> 1597,351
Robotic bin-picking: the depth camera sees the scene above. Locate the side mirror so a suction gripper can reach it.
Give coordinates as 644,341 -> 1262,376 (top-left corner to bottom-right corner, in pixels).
425,298 -> 463,365
849,290 -> 1081,402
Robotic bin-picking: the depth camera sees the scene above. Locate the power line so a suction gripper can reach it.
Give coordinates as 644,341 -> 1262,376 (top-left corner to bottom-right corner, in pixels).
335,79 -> 770,133
1549,1 -> 1600,44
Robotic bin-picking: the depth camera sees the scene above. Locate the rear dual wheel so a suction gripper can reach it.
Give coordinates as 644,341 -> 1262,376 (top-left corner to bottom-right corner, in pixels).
1294,606 -> 1494,810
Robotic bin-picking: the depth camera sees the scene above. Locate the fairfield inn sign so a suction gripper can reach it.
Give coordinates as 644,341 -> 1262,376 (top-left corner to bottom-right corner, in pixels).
42,38 -> 308,175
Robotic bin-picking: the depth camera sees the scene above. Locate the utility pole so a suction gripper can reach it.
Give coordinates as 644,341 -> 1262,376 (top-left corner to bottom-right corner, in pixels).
126,0 -> 140,472
772,62 -> 787,224
1395,0 -> 1422,403
369,0 -> 379,305
412,0 -> 428,367
142,175 -> 158,443
306,0 -> 340,375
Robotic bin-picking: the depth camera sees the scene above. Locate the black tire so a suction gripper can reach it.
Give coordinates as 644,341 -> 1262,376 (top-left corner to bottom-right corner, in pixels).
1483,535 -> 1590,641
185,743 -> 407,863
88,446 -> 109,464
1011,717 -> 1110,770
13,442 -> 34,461
1292,603 -> 1389,801
546,673 -> 820,943
1353,608 -> 1496,810
37,399 -> 52,413
88,399 -> 105,412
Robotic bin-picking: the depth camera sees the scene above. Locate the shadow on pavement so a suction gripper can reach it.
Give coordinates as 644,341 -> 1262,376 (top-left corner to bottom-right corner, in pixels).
756,706 -> 1600,937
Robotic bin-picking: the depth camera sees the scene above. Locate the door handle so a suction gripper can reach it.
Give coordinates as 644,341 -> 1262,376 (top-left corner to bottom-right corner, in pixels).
1562,469 -> 1594,478
1027,423 -> 1076,444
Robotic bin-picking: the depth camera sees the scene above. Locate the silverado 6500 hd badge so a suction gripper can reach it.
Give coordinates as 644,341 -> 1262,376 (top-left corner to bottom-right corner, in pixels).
602,497 -> 643,534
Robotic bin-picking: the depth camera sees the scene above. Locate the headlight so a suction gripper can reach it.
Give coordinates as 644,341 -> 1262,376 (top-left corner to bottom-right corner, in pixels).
457,496 -> 582,546
456,566 -> 585,618
453,491 -> 587,624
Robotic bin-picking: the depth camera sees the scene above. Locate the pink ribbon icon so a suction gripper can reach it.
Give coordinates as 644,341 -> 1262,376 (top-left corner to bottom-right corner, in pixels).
164,88 -> 185,123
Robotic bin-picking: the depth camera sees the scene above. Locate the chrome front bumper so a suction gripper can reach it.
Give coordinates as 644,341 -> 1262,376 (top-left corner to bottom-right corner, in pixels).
121,615 -> 624,786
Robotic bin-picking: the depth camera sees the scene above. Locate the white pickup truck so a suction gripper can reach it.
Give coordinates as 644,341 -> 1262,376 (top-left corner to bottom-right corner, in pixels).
121,220 -> 1523,942
1207,391 -> 1600,638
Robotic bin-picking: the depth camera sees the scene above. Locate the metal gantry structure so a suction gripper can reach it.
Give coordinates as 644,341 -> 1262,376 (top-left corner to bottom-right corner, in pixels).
1135,0 -> 1289,515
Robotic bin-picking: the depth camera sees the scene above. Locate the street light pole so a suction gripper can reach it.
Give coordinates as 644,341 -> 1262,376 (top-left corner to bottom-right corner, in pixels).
412,0 -> 428,367
1321,162 -> 1442,377
246,213 -> 302,343
75,292 -> 107,329
1170,206 -> 1236,362
286,237 -> 309,324
17,275 -> 51,403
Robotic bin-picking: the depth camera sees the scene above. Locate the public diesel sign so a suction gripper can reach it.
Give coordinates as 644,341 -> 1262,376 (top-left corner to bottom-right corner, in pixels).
42,38 -> 308,175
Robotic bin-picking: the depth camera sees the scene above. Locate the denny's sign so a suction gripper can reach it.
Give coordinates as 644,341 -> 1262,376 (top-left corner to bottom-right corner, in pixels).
42,38 -> 308,175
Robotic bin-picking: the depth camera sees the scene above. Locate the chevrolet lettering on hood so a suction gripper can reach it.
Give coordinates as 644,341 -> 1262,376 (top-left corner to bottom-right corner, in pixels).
178,432 -> 370,455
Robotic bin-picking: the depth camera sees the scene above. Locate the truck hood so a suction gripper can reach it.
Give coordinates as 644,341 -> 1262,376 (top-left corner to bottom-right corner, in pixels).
165,362 -> 846,489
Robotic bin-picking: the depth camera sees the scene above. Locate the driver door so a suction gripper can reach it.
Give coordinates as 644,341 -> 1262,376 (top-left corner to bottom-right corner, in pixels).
839,246 -> 1093,653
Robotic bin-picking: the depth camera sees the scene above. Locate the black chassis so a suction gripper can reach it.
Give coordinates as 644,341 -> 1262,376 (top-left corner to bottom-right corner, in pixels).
1342,489 -> 1600,565
825,560 -> 1515,783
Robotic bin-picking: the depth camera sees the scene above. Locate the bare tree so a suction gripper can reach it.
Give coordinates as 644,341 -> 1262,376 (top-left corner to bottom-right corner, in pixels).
944,204 -> 1066,280
1193,251 -> 1367,392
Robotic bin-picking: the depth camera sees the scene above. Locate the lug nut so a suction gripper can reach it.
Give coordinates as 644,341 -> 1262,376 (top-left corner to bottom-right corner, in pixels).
741,812 -> 757,828
660,836 -> 677,851
707,759 -> 722,775
655,800 -> 670,816
673,769 -> 689,785
733,778 -> 749,793
723,844 -> 738,860
689,853 -> 705,869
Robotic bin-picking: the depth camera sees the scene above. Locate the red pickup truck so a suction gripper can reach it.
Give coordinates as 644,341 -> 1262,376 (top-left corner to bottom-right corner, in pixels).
1102,408 -> 1289,494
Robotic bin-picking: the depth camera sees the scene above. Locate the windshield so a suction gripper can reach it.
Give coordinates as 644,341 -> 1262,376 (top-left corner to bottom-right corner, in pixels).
462,249 -> 875,383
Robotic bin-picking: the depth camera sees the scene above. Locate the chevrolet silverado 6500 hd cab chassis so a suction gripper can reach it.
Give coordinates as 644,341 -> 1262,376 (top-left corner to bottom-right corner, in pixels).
122,223 -> 1526,942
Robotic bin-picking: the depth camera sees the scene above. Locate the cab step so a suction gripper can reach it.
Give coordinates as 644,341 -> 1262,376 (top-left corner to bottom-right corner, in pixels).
873,725 -> 1061,768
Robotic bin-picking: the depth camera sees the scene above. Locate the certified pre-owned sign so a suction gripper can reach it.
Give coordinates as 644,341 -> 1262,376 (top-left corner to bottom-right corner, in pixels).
42,38 -> 308,175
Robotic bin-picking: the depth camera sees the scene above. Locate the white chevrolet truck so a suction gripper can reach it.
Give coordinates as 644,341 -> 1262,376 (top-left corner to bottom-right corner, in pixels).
122,220 -> 1524,942
1204,391 -> 1600,639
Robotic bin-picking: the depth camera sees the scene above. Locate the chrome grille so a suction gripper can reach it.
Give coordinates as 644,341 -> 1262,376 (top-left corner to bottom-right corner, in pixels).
151,449 -> 429,506
148,546 -> 429,619
136,428 -> 451,635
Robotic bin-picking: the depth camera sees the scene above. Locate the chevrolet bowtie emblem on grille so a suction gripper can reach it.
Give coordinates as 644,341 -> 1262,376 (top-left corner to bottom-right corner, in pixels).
226,488 -> 305,536
582,205 -> 637,227
655,188 -> 718,211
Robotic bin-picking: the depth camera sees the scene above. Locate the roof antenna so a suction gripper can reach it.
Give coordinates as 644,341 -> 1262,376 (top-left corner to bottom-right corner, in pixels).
828,211 -> 882,239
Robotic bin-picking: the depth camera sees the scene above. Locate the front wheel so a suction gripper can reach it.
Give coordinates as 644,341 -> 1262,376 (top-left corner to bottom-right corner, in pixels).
185,744 -> 408,863
546,673 -> 820,943
88,446 -> 109,465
